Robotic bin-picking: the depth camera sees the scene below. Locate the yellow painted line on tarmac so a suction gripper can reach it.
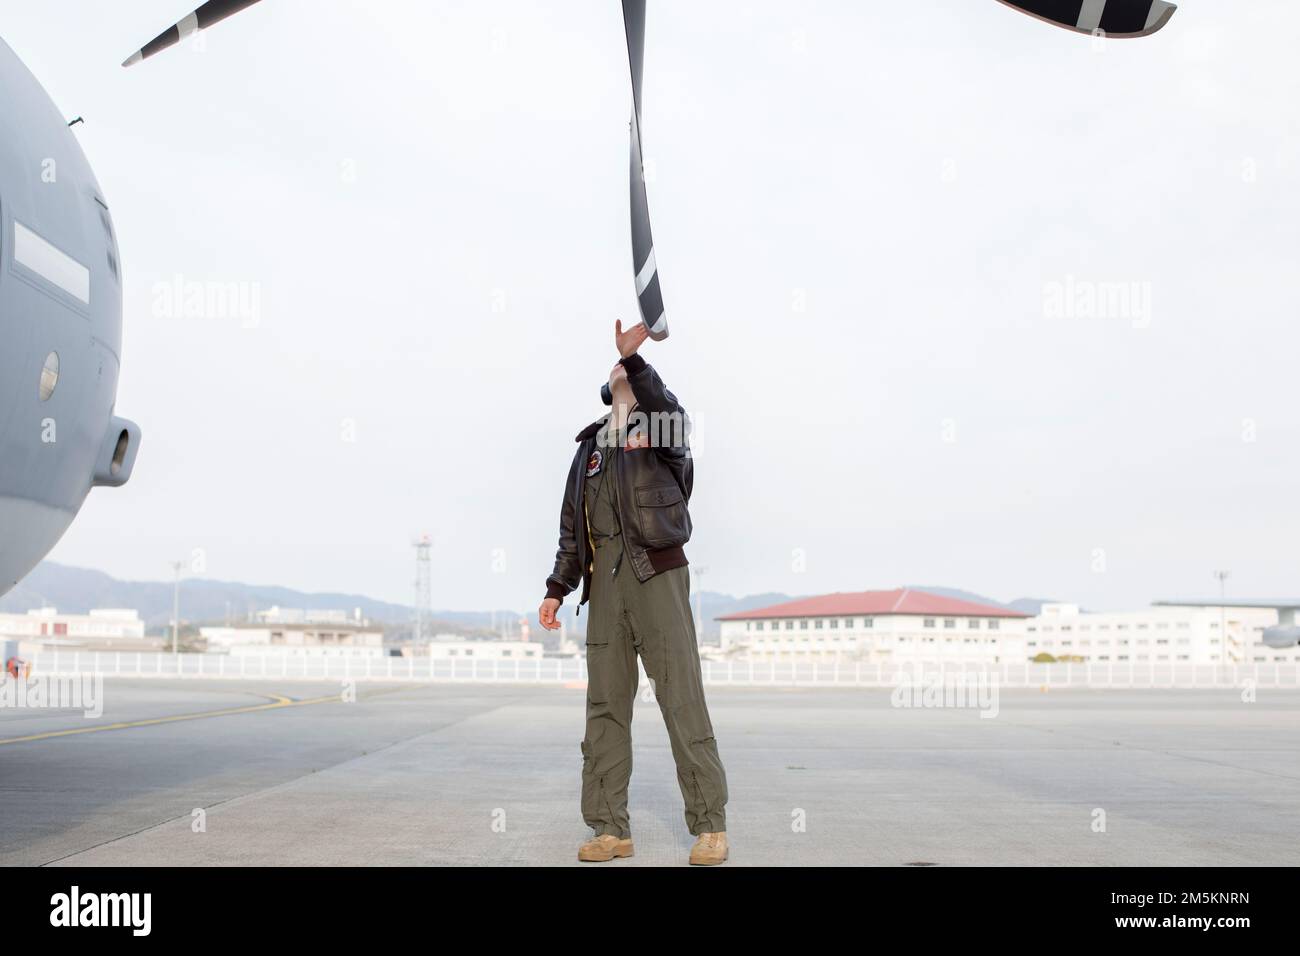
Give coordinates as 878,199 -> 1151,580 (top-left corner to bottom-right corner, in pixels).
0,691 -> 346,747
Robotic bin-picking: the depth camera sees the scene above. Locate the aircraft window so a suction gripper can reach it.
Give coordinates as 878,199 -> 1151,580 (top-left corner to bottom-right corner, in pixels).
14,222 -> 90,304
39,352 -> 59,401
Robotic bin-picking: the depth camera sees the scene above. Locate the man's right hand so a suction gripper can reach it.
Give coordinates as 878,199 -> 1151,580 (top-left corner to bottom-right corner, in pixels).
615,318 -> 648,359
538,598 -> 562,631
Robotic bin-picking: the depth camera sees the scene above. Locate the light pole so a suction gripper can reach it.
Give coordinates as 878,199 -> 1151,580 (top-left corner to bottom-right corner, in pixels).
692,566 -> 708,646
170,560 -> 184,654
413,534 -> 431,646
1214,570 -> 1231,662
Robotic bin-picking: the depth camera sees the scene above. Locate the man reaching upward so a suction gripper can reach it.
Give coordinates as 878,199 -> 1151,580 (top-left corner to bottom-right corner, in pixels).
539,320 -> 728,865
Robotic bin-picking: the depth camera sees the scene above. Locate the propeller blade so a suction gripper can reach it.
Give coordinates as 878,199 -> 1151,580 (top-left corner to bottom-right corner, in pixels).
122,0 -> 264,67
994,0 -> 1176,38
622,0 -> 667,341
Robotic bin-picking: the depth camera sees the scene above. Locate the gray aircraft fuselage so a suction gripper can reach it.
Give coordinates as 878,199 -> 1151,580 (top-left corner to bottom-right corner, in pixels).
0,38 -> 140,596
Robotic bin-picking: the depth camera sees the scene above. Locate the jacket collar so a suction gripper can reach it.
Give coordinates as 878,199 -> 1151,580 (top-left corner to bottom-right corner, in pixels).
575,415 -> 608,443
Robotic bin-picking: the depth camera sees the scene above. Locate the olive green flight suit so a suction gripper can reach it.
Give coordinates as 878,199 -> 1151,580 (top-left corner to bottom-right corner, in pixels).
580,425 -> 728,838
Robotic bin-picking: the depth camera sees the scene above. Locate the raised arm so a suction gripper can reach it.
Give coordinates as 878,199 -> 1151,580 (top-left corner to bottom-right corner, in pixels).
614,319 -> 689,457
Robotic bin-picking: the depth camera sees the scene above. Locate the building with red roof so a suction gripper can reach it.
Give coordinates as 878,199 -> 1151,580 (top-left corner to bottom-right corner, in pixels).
716,588 -> 1030,664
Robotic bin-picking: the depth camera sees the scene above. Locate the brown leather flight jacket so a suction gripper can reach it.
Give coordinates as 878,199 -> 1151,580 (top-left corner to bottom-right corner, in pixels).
544,353 -> 693,609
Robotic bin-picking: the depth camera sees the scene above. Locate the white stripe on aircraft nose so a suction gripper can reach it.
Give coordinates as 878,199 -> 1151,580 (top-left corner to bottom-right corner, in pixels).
178,12 -> 200,39
635,248 -> 658,295
1076,0 -> 1107,32
1146,1 -> 1174,30
13,222 -> 90,305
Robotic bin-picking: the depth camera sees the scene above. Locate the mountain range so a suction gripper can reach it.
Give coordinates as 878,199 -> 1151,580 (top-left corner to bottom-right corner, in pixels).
0,562 -> 1053,638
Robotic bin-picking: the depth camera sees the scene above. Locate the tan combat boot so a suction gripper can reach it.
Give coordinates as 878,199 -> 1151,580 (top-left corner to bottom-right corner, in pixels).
577,834 -> 635,862
689,831 -> 729,865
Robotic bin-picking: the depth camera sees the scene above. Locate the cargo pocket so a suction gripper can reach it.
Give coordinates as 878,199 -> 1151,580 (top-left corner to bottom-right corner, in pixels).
634,483 -> 688,548
584,637 -> 610,703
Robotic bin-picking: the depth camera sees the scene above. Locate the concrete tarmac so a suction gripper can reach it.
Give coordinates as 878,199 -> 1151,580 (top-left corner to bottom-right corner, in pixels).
1,679 -> 1297,866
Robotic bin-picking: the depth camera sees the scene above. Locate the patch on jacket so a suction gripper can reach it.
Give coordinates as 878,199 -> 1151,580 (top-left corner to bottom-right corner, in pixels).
586,450 -> 603,477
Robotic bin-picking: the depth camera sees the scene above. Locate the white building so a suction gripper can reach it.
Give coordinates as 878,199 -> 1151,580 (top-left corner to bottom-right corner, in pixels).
0,607 -> 157,653
1028,603 -> 1298,665
717,588 -> 1030,664
253,606 -> 360,625
200,622 -> 385,657
421,637 -> 544,661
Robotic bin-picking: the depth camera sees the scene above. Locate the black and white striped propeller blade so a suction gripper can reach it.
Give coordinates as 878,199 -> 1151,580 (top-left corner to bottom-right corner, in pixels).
122,0 -> 264,67
996,0 -> 1177,37
120,0 -> 673,342
121,0 -> 1176,346
622,0 -> 667,341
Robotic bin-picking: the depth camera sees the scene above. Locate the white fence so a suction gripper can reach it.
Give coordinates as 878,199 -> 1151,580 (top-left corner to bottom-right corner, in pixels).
21,651 -> 1300,689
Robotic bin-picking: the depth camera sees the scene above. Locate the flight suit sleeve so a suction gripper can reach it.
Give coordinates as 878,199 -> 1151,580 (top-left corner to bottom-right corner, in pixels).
621,353 -> 690,460
544,445 -> 584,603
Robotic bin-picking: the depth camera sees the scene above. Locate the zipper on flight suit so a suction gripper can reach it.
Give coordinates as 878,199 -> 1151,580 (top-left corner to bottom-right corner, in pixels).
579,480 -> 597,618
583,491 -> 597,571
610,429 -> 626,578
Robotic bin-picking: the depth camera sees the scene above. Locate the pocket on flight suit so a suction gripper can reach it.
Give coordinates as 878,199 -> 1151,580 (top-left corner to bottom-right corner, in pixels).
584,637 -> 611,703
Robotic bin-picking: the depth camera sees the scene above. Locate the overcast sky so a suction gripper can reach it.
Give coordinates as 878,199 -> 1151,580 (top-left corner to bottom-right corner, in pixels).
6,0 -> 1298,612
